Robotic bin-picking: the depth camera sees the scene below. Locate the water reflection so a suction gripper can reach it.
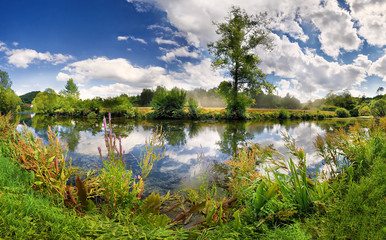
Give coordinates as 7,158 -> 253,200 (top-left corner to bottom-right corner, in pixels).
18,114 -> 370,194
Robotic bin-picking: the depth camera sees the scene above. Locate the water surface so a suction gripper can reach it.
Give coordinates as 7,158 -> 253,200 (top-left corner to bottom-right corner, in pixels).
19,114 -> 369,194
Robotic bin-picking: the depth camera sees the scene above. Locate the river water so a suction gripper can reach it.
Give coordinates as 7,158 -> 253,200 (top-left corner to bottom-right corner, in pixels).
18,114 -> 369,194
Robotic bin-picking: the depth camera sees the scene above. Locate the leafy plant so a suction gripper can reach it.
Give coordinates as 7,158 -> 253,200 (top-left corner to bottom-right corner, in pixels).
335,107 -> 350,118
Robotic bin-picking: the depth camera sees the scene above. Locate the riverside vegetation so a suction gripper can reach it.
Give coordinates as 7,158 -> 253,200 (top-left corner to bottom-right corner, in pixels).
0,111 -> 385,239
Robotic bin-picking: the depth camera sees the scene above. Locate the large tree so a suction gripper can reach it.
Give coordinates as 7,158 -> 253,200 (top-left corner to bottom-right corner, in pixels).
208,6 -> 274,119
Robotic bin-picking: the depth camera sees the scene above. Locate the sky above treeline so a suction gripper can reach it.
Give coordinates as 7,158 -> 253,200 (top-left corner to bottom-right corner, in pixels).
0,0 -> 385,102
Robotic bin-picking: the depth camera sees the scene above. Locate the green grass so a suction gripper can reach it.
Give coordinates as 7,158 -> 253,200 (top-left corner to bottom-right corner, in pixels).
0,155 -> 89,239
303,152 -> 386,239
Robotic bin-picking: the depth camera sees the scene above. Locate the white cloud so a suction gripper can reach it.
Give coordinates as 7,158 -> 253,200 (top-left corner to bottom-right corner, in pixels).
171,58 -> 230,89
0,45 -> 73,68
255,34 -> 368,100
353,54 -> 372,69
370,54 -> 386,81
57,57 -> 167,87
347,0 -> 386,47
129,36 -> 147,44
79,83 -> 139,99
306,0 -> 362,59
155,37 -> 179,46
117,36 -> 129,41
159,46 -> 200,63
12,42 -> 19,46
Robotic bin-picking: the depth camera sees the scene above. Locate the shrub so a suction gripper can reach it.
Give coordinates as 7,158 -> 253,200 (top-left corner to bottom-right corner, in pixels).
151,87 -> 187,119
358,105 -> 371,116
278,108 -> 289,119
187,97 -> 200,119
335,108 -> 350,118
370,99 -> 386,117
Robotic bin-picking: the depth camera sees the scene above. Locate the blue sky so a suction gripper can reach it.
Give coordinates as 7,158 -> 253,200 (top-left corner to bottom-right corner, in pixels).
0,0 -> 385,101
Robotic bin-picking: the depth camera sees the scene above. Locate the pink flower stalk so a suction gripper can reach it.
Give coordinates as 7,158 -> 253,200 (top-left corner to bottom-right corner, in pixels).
112,176 -> 115,180
122,174 -> 125,179
103,118 -> 107,132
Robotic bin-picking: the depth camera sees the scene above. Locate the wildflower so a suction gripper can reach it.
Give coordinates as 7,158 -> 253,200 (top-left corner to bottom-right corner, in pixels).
103,117 -> 107,131
122,174 -> 125,179
112,176 -> 115,180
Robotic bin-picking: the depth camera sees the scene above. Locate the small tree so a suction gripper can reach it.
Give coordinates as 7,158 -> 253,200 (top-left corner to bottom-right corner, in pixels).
139,88 -> 154,106
61,78 -> 79,99
0,70 -> 12,90
208,6 -> 274,119
32,88 -> 59,114
370,99 -> 386,117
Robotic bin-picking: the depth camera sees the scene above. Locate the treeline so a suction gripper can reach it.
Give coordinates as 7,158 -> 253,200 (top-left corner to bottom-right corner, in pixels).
305,90 -> 385,118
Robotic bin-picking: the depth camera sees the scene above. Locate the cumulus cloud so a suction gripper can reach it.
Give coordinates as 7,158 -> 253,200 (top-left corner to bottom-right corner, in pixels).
306,0 -> 362,59
57,57 -> 168,87
0,43 -> 74,68
155,37 -> 179,46
347,0 -> 386,47
370,55 -> 386,81
255,34 -> 367,100
159,46 -> 200,63
171,58 -> 230,89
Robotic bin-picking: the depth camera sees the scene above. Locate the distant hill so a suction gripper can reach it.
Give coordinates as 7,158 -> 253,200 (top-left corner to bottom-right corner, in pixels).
19,91 -> 40,104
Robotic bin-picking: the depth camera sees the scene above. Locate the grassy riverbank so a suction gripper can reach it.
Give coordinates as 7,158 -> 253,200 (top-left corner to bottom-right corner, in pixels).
1,112 -> 384,239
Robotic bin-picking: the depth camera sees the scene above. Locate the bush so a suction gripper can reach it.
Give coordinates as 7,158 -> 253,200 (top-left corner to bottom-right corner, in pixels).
335,108 -> 350,118
187,97 -> 200,119
370,99 -> 386,117
151,87 -> 187,119
278,108 -> 289,119
358,105 -> 371,116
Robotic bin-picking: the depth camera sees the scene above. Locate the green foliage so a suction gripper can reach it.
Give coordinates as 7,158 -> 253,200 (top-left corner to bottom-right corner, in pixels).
19,91 -> 40,104
188,97 -> 200,119
335,107 -> 350,118
0,86 -> 22,114
97,114 -> 142,212
325,90 -> 356,111
358,105 -> 371,116
306,120 -> 386,239
139,88 -> 154,106
32,88 -> 59,114
208,6 -> 274,119
278,108 -> 289,119
61,78 -> 80,99
0,69 -> 12,89
136,128 -> 165,179
370,98 -> 386,117
151,86 -> 187,119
